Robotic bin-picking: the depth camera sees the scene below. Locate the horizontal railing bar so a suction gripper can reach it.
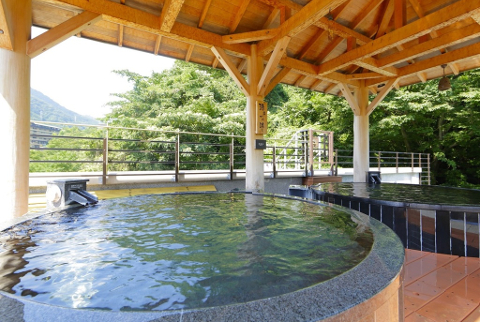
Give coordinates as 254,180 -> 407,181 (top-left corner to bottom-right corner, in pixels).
31,148 -> 103,152
29,160 -> 103,163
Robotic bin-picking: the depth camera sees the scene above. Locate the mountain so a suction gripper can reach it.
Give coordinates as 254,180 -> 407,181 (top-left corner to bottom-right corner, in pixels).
31,88 -> 100,125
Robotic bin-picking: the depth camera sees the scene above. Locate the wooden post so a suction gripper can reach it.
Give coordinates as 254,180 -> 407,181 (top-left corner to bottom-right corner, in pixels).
0,0 -> 32,220
245,44 -> 265,192
353,84 -> 370,182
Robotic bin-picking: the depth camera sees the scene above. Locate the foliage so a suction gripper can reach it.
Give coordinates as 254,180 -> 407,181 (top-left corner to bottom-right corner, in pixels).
31,60 -> 480,188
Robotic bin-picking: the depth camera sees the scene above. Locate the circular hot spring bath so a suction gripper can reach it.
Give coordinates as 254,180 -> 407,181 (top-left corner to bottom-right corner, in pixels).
304,183 -> 480,258
0,192 -> 404,322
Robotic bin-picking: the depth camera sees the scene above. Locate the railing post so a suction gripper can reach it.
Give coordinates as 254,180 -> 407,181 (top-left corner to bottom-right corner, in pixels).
229,137 -> 234,180
411,153 -> 414,172
419,153 -> 422,184
427,153 -> 431,185
308,129 -> 314,176
175,133 -> 180,182
102,137 -> 108,185
396,152 -> 399,173
377,151 -> 381,171
272,146 -> 277,178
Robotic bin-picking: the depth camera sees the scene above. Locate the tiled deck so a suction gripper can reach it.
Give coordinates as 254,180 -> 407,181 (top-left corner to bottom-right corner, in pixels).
404,249 -> 480,322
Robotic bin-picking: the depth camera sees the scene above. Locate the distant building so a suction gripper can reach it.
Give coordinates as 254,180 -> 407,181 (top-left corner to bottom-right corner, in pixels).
30,122 -> 61,148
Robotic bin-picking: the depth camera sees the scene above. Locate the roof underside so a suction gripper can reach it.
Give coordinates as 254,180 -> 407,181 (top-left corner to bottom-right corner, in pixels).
17,0 -> 480,96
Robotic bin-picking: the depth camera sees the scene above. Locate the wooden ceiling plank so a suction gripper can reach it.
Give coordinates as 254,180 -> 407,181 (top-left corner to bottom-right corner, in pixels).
211,46 -> 250,96
263,8 -> 280,29
118,24 -> 124,47
398,42 -> 480,78
294,74 -> 307,86
297,30 -> 325,60
154,35 -> 162,55
367,78 -> 398,115
160,0 -> 186,33
0,0 -> 13,50
230,0 -> 251,33
317,0 -> 480,76
264,67 -> 291,94
314,36 -> 344,64
185,44 -> 194,62
27,10 -> 102,58
258,36 -> 291,95
376,0 -> 394,38
324,83 -> 337,94
258,0 -> 349,55
222,28 -> 278,44
198,0 -> 212,28
377,23 -> 480,67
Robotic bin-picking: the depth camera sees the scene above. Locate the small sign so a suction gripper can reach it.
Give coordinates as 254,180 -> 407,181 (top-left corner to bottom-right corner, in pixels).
256,101 -> 268,135
255,139 -> 267,150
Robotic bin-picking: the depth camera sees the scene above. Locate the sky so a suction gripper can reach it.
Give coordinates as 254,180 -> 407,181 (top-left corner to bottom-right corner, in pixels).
31,27 -> 175,119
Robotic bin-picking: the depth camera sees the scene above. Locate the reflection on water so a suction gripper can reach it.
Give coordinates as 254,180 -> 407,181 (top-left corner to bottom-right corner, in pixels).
315,183 -> 480,207
0,193 -> 373,311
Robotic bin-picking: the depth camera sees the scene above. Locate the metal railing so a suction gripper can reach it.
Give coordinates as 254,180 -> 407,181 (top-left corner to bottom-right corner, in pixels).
336,149 -> 431,185
29,121 -> 430,185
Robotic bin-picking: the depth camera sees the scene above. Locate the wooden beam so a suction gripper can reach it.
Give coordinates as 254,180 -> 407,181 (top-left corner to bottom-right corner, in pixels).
394,0 -> 406,30
185,44 -> 194,62
264,67 -> 291,95
407,0 -> 423,18
376,0 -> 394,38
118,24 -> 124,47
356,57 -> 398,77
297,31 -> 324,60
154,35 -> 162,55
198,0 -> 212,28
417,72 -> 427,83
366,78 -> 398,115
377,24 -> 480,67
310,79 -> 323,90
345,72 -> 384,80
230,0 -> 251,33
338,83 -> 359,115
263,8 -> 280,29
56,0 -> 251,57
258,0 -> 349,55
212,57 -> 219,68
211,46 -> 250,96
222,28 -> 278,44
324,83 -> 338,94
0,0 -> 13,50
258,36 -> 290,96
237,58 -> 248,73
449,62 -> 460,75
317,0 -> 480,76
295,75 -> 307,86
398,42 -> 480,78
160,0 -> 186,33
350,0 -> 385,31
27,11 -> 102,58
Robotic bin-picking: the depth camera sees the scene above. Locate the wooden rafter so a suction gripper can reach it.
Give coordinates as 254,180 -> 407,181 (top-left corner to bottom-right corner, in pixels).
345,72 -> 383,80
258,36 -> 291,96
118,24 -> 124,47
230,0 -> 251,33
315,37 -> 344,64
211,46 -> 250,96
185,44 -> 194,62
222,29 -> 278,44
55,0 -> 251,57
212,57 -> 219,68
317,0 -> 480,76
258,0 -> 349,55
356,57 -> 397,77
295,75 -> 307,86
263,8 -> 280,29
0,0 -> 13,50
160,0 -> 186,33
237,59 -> 248,73
394,0 -> 406,30
198,0 -> 212,28
154,35 -> 162,55
376,0 -> 394,38
27,11 -> 102,58
350,0 -> 384,32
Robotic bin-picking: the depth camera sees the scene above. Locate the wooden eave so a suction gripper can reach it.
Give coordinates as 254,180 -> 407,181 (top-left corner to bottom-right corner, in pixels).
23,0 -> 480,96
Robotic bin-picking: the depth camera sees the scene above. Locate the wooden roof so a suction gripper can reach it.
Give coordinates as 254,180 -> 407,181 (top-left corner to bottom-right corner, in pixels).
13,0 -> 480,96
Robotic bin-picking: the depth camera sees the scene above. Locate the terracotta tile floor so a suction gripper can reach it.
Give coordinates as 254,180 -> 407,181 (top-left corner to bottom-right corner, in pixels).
404,249 -> 480,322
